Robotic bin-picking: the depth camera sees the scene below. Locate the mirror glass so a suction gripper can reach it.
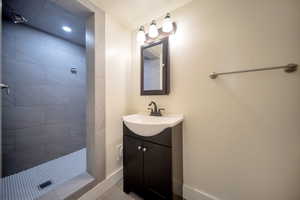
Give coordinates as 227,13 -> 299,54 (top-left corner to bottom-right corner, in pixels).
143,44 -> 163,91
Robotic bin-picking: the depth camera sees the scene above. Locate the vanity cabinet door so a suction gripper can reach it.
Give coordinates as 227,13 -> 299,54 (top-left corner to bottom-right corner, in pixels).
123,136 -> 144,194
143,141 -> 172,199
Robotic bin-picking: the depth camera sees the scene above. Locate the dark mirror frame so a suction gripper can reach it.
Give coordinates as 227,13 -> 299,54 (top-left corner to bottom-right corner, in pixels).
140,38 -> 170,96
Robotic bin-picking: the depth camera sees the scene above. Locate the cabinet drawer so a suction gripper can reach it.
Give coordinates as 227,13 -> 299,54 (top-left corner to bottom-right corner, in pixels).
124,123 -> 172,147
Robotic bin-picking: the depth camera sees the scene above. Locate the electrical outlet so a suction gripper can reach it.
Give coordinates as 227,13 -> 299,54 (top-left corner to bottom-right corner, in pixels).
116,144 -> 123,161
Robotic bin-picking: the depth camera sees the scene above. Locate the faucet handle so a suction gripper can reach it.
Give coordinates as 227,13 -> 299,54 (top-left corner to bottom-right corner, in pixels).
147,108 -> 153,113
158,108 -> 165,116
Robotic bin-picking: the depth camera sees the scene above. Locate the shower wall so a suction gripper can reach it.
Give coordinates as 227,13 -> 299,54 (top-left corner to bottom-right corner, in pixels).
2,21 -> 86,177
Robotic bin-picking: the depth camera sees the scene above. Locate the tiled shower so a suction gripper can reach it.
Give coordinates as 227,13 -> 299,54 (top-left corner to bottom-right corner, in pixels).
2,21 -> 87,176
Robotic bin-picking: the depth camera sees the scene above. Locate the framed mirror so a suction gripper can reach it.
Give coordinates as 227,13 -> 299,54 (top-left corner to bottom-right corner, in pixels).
141,38 -> 169,95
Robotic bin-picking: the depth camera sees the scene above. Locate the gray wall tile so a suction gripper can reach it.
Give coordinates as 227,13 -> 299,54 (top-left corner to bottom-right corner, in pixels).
13,149 -> 48,171
2,153 -> 18,175
15,85 -> 42,106
2,130 -> 16,154
15,126 -> 46,151
44,105 -> 68,124
40,85 -> 69,105
2,106 -> 45,130
3,58 -> 46,85
2,21 -> 86,176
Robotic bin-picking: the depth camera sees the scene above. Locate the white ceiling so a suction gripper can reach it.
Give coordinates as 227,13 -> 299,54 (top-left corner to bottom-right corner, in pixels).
92,0 -> 192,29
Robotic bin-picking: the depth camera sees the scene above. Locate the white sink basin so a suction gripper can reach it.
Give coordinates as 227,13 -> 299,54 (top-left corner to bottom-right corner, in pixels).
123,114 -> 184,137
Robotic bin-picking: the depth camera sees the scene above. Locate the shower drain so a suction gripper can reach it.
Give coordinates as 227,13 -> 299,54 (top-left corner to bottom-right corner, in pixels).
38,180 -> 53,190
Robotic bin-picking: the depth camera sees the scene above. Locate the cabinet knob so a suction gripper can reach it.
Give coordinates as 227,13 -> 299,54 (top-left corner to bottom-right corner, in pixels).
138,146 -> 142,151
142,147 -> 147,152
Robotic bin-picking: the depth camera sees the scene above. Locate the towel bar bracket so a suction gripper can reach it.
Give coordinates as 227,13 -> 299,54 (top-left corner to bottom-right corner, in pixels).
285,63 -> 298,73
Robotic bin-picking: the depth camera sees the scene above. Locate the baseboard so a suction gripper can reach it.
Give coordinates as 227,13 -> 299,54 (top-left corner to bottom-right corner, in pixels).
183,184 -> 221,200
78,167 -> 123,200
78,167 -> 220,200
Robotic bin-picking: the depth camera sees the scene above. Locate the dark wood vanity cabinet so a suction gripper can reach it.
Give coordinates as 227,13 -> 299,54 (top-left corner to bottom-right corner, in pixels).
123,123 -> 183,200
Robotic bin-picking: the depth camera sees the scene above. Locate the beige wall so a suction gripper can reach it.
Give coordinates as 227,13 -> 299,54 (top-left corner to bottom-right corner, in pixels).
128,0 -> 300,200
105,14 -> 131,176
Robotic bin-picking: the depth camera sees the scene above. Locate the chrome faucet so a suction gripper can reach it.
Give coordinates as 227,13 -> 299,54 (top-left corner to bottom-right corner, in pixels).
148,101 -> 165,116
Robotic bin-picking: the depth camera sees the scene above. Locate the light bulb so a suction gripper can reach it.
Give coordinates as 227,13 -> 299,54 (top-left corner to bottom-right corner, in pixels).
148,20 -> 159,38
162,13 -> 173,33
62,26 -> 72,33
136,26 -> 146,43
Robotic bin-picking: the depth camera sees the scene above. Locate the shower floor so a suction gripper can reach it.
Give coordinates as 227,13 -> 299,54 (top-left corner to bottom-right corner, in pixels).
1,148 -> 88,200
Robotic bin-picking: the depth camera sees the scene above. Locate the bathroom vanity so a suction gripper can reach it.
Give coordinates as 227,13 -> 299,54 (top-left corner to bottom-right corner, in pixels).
123,114 -> 183,200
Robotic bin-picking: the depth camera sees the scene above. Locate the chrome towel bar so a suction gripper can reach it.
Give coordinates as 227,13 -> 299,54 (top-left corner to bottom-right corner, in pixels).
209,63 -> 298,79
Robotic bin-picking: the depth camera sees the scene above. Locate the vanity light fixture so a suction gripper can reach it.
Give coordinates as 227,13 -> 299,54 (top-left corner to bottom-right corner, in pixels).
137,26 -> 146,43
137,13 -> 177,44
148,20 -> 159,38
162,13 -> 173,33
